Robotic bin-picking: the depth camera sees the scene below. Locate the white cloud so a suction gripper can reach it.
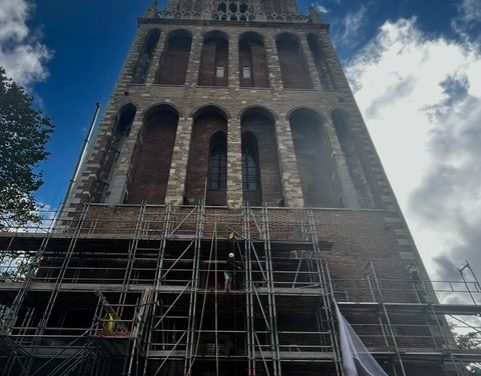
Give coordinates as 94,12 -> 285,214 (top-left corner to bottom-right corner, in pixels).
460,0 -> 481,21
0,0 -> 51,86
345,18 -> 481,280
315,4 -> 329,14
340,5 -> 368,46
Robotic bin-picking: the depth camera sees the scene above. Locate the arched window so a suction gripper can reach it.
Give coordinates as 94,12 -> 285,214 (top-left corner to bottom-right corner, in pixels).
198,31 -> 229,86
208,133 -> 227,191
289,108 -> 342,208
332,110 -> 375,208
157,30 -> 192,85
185,107 -> 228,206
132,29 -> 160,84
241,108 -> 283,206
239,32 -> 269,87
307,34 -> 335,89
276,33 -> 312,89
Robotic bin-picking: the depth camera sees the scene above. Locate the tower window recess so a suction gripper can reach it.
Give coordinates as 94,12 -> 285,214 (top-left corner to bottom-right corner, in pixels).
132,29 -> 160,84
157,30 -> 192,85
241,108 -> 283,206
276,33 -> 313,89
289,108 -> 343,208
332,110 -> 375,208
185,107 -> 228,206
198,32 -> 229,86
125,105 -> 179,205
239,32 -> 269,87
307,34 -> 335,90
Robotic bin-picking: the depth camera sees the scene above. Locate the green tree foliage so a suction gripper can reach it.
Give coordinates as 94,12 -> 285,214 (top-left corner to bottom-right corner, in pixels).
0,67 -> 54,228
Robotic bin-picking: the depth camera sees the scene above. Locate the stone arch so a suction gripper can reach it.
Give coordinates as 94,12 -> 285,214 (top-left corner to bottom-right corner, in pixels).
238,105 -> 278,121
125,104 -> 179,204
156,29 -> 192,85
306,33 -> 335,90
132,28 -> 160,84
276,32 -> 313,89
241,107 -> 283,206
198,31 -> 229,86
331,109 -> 375,208
190,104 -> 231,120
239,31 -> 269,87
184,106 -> 228,205
289,108 -> 343,207
143,102 -> 182,119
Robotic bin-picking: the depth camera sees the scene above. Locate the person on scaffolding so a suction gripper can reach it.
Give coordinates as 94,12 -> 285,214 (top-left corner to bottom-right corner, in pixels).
224,252 -> 240,292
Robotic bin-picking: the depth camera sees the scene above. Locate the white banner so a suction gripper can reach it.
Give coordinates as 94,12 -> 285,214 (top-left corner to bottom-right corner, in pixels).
336,306 -> 389,376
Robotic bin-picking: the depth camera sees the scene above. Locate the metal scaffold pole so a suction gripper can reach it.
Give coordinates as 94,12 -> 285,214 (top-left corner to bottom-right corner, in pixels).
261,206 -> 281,376
307,209 -> 344,376
243,205 -> 257,376
184,204 -> 205,375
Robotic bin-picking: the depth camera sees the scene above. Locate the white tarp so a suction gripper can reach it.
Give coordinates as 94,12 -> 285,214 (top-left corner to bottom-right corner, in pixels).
336,306 -> 389,376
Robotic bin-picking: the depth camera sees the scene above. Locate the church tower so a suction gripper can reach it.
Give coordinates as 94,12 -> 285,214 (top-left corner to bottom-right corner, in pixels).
1,1 -> 480,375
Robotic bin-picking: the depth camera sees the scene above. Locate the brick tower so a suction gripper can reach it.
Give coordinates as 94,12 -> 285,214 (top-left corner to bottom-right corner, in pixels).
1,1 -> 481,375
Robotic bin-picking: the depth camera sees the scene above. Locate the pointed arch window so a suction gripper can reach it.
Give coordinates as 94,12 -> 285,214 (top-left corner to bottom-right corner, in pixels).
208,133 -> 227,191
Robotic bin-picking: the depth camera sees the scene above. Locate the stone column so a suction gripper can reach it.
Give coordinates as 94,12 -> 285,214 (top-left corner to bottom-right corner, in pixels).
227,117 -> 243,208
276,118 -> 304,208
165,116 -> 193,205
228,31 -> 240,88
185,28 -> 203,87
146,30 -> 167,85
264,35 -> 284,90
299,35 -> 322,91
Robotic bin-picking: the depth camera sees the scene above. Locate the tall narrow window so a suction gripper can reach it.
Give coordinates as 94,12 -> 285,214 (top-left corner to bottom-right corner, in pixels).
157,30 -> 192,85
242,139 -> 260,192
242,133 -> 261,206
185,107 -> 228,206
276,33 -> 312,89
208,134 -> 227,191
132,29 -> 160,84
241,109 -> 283,206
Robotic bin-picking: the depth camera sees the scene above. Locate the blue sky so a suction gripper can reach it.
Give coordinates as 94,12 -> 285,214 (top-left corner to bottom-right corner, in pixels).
1,0 -> 481,280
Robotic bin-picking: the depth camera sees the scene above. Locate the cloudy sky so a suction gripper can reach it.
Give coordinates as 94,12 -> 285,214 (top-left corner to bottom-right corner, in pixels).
1,0 -> 480,281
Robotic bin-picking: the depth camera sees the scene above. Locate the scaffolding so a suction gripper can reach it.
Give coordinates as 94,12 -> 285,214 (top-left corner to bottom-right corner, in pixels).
0,203 -> 481,375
